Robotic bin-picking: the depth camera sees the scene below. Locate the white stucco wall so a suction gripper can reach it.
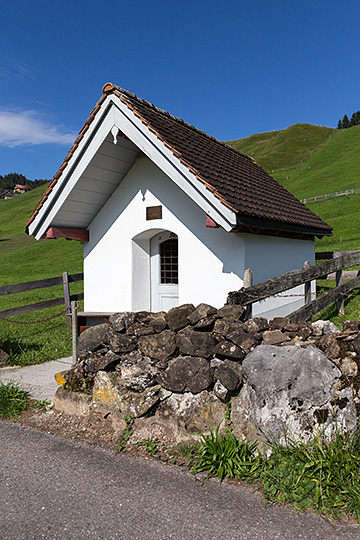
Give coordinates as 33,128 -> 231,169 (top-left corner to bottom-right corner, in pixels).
83,156 -> 315,318
243,233 -> 315,319
84,157 -> 245,312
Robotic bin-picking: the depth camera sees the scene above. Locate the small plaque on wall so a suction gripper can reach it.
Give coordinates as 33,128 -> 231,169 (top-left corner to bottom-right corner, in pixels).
146,205 -> 162,220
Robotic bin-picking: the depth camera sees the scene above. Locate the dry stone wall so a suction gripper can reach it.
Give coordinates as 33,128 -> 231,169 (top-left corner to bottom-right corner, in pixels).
55,303 -> 360,447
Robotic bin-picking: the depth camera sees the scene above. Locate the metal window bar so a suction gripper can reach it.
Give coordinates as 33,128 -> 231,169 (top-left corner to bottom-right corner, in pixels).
160,238 -> 178,284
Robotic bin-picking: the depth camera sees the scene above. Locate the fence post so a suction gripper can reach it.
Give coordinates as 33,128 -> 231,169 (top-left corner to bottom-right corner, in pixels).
71,300 -> 78,366
62,272 -> 72,326
304,261 -> 311,305
243,268 -> 253,320
336,269 -> 344,315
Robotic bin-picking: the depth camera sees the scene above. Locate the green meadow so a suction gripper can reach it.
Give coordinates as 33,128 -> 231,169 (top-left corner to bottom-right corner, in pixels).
228,123 -> 334,174
0,186 -> 83,365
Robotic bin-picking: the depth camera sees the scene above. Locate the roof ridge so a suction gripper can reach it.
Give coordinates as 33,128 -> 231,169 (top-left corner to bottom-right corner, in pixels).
102,82 -> 255,163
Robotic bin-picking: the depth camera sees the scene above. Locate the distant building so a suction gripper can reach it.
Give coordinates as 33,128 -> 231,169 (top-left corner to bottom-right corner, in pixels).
0,189 -> 14,199
14,184 -> 29,194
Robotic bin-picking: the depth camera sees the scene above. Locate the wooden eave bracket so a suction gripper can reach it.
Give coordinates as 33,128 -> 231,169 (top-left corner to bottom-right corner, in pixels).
46,228 -> 89,242
206,215 -> 220,228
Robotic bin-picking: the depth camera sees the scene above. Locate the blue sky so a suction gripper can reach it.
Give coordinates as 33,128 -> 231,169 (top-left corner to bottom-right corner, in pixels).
1,0 -> 360,180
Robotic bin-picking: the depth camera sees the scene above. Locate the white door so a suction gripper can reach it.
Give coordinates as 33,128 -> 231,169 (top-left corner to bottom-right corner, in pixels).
150,231 -> 179,311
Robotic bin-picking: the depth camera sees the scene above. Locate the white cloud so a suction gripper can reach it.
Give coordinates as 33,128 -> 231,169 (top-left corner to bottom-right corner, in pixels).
0,109 -> 77,147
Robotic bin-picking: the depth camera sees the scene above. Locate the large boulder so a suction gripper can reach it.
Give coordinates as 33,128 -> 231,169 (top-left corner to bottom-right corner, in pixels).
231,385 -> 271,453
92,371 -> 161,418
187,303 -> 217,325
85,350 -> 120,373
212,318 -> 245,341
116,353 -> 159,392
109,312 -> 137,333
241,345 -> 357,444
105,329 -> 138,354
213,340 -> 245,360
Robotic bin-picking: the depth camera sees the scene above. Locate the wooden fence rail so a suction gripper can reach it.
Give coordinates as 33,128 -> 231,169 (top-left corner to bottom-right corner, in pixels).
0,272 -> 84,324
227,250 -> 360,322
301,187 -> 360,204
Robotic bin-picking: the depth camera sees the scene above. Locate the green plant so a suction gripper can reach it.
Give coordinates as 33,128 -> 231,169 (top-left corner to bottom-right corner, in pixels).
168,442 -> 199,466
136,438 -> 160,456
192,424 -> 261,484
0,381 -> 29,418
32,398 -> 51,412
259,428 -> 360,520
116,416 -> 134,453
224,401 -> 232,427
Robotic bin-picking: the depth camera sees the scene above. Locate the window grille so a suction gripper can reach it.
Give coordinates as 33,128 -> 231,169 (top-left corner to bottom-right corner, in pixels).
160,238 -> 178,284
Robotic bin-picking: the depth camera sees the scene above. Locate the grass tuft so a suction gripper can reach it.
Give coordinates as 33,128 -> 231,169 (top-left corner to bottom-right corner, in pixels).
260,429 -> 360,520
0,381 -> 29,418
191,423 -> 360,521
192,424 -> 261,484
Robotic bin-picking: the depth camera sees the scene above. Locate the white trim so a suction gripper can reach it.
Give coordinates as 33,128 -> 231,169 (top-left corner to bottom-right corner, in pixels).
110,96 -> 236,231
29,94 -> 237,240
29,100 -> 116,240
29,97 -> 111,240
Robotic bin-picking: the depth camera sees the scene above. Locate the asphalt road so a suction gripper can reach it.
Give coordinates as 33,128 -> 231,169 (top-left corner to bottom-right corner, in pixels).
1,422 -> 359,540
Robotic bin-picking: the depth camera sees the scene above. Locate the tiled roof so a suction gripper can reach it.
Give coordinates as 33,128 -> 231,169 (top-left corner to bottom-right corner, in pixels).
26,83 -> 332,237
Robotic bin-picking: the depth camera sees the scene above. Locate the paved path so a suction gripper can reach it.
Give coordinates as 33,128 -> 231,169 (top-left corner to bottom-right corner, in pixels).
0,357 -> 72,400
1,421 -> 360,540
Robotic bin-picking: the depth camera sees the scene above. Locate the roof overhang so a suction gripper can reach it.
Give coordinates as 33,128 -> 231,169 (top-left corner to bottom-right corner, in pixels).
27,93 -> 237,241
233,213 -> 333,239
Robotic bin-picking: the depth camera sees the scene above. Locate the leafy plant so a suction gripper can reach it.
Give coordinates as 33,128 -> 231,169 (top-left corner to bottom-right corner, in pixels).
167,442 -> 199,467
32,398 -> 51,412
192,424 -> 261,484
116,416 -> 134,453
136,438 -> 159,456
259,428 -> 360,520
0,381 -> 29,418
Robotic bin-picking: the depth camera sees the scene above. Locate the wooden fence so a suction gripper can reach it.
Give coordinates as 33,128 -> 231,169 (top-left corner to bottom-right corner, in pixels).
301,187 -> 360,204
2,251 -> 360,326
227,250 -> 360,323
0,272 -> 84,325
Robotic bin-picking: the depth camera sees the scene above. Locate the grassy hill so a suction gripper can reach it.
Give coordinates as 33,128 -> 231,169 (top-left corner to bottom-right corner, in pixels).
0,186 -> 83,365
228,123 -> 334,174
229,123 -> 360,253
0,185 -> 83,283
272,126 -> 360,199
228,123 -> 360,200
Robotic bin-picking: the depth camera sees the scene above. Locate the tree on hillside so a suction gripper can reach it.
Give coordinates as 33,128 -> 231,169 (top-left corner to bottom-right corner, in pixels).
337,111 -> 360,129
342,114 -> 350,129
0,173 -> 48,191
350,110 -> 360,126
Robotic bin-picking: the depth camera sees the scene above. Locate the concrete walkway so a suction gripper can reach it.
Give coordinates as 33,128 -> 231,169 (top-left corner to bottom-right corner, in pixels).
0,357 -> 72,401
